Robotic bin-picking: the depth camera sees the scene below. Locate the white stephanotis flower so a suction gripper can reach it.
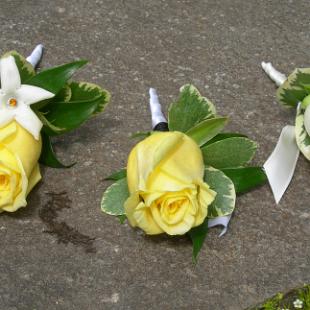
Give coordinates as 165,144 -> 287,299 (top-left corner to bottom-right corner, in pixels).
0,55 -> 54,140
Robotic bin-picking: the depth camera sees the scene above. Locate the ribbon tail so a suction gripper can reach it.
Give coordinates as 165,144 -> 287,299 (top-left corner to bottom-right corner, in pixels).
208,215 -> 232,237
264,125 -> 300,204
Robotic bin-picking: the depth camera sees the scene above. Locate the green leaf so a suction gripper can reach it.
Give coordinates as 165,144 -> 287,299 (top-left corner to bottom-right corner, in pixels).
188,219 -> 208,263
221,167 -> 267,194
53,84 -> 72,102
295,104 -> 310,160
68,81 -> 110,115
41,94 -> 106,135
186,117 -> 228,146
168,84 -> 216,132
105,169 -> 127,181
32,84 -> 73,111
3,51 -> 35,83
118,215 -> 127,224
204,167 -> 236,218
27,60 -> 87,94
201,137 -> 257,169
36,111 -> 65,136
202,132 -> 247,147
101,178 -> 129,216
39,132 -> 74,168
277,69 -> 310,107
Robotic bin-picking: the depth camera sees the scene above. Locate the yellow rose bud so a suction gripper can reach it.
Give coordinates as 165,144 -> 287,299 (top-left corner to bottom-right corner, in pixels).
0,121 -> 42,212
125,131 -> 216,235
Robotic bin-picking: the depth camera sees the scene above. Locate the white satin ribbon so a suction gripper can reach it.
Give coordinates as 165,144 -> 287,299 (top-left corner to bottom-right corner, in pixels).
261,61 -> 287,86
264,125 -> 300,203
149,88 -> 167,128
148,87 -> 232,236
26,44 -> 44,68
262,62 -> 302,203
208,215 -> 231,236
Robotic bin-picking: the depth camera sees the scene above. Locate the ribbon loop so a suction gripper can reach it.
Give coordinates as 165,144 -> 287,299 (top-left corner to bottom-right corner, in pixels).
263,125 -> 300,203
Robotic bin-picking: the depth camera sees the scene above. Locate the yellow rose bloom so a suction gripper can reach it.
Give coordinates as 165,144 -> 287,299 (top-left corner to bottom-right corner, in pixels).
0,121 -> 42,212
125,131 -> 216,235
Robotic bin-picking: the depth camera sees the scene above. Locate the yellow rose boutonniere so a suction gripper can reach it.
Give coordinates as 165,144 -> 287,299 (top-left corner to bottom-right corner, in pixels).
102,85 -> 266,261
0,45 -> 110,213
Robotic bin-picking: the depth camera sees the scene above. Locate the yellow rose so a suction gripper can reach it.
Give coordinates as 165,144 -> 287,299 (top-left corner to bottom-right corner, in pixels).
125,131 -> 216,235
0,121 -> 42,212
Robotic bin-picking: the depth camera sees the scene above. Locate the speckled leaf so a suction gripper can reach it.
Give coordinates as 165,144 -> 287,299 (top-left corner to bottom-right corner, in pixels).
186,117 -> 228,147
69,81 -> 110,115
204,167 -> 236,218
101,178 -> 129,216
168,84 -> 216,132
201,137 -> 257,169
277,69 -> 310,107
295,104 -> 310,160
3,51 -> 35,83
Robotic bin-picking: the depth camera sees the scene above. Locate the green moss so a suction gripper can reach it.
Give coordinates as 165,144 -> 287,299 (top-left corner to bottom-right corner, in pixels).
247,284 -> 310,310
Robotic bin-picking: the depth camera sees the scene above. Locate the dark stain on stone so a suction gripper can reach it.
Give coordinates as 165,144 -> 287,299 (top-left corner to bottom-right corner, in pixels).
39,191 -> 96,253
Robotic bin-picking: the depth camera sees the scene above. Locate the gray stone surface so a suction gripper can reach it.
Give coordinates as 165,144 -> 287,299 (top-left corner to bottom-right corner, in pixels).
0,0 -> 309,309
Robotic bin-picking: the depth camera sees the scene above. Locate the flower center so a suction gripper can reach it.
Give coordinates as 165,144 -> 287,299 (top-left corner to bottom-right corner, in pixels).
7,98 -> 17,107
0,175 -> 8,188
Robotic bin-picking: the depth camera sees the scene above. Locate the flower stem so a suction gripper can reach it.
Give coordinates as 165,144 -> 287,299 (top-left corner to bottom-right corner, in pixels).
26,44 -> 44,69
149,88 -> 169,131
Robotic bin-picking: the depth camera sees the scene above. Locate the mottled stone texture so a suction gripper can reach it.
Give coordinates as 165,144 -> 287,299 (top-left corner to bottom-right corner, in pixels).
0,0 -> 309,309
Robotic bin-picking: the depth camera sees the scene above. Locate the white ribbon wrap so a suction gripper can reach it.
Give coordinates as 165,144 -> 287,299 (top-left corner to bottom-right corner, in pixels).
262,62 -> 303,203
26,44 -> 44,68
208,215 -> 231,236
148,88 -> 231,236
261,61 -> 287,86
149,88 -> 167,128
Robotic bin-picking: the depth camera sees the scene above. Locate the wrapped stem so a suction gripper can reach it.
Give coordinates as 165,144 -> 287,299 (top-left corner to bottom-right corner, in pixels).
261,61 -> 287,86
149,88 -> 168,131
26,44 -> 44,69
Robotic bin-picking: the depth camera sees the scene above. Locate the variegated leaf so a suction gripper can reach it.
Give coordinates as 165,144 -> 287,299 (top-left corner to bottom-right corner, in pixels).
295,104 -> 310,160
54,84 -> 72,102
277,68 -> 310,107
168,84 -> 216,132
101,178 -> 128,216
3,51 -> 35,83
204,167 -> 236,218
69,81 -> 110,115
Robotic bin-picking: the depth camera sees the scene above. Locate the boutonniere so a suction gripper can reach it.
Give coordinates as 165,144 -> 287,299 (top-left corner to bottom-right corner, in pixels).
101,85 -> 266,261
0,45 -> 110,213
262,62 -> 310,203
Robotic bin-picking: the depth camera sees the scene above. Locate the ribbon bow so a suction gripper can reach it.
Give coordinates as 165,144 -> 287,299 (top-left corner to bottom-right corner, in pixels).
262,62 -> 310,203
